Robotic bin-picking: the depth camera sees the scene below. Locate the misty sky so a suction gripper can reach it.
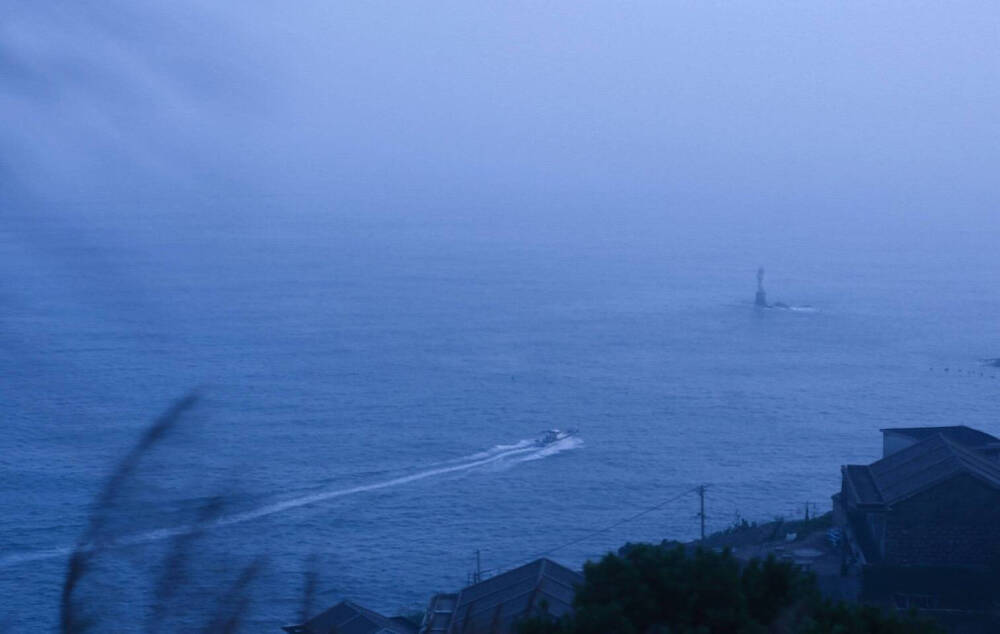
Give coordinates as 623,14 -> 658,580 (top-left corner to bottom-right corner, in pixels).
3,2 -> 998,228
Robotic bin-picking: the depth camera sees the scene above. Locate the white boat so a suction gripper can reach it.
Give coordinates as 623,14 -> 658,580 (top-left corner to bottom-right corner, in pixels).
535,428 -> 578,446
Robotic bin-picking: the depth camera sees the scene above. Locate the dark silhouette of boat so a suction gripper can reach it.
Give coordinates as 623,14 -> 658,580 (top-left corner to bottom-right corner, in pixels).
535,428 -> 578,446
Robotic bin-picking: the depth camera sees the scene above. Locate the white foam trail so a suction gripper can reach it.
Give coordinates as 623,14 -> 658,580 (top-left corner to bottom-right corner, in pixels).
0,546 -> 75,566
210,441 -> 540,527
0,436 -> 579,568
514,436 -> 583,462
436,439 -> 535,464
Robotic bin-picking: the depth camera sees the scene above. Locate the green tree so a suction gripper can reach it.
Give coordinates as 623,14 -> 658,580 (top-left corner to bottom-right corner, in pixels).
519,542 -> 943,634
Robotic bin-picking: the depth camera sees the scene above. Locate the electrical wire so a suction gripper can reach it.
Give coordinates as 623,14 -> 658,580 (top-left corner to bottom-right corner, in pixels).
500,486 -> 702,572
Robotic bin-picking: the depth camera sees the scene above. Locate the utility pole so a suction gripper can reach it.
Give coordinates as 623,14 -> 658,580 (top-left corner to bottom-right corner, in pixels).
475,549 -> 482,584
805,502 -> 810,522
697,485 -> 707,540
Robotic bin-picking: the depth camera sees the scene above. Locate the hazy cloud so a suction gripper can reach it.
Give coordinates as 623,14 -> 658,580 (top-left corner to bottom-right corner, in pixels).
2,2 -> 998,226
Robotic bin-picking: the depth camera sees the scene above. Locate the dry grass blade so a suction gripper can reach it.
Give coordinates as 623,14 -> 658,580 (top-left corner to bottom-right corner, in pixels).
60,393 -> 199,634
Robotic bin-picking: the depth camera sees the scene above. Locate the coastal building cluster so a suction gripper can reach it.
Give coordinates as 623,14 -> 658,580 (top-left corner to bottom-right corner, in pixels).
285,425 -> 1000,634
284,558 -> 581,634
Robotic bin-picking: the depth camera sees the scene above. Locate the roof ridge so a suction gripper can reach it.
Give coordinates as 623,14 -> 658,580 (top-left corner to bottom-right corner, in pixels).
881,425 -> 971,432
871,433 -> 952,476
880,425 -> 1000,445
446,558 -> 582,632
460,559 -> 544,591
870,433 -> 1000,505
454,572 -> 541,610
940,435 -> 1000,477
863,434 -> 953,505
876,457 -> 960,503
341,600 -> 400,630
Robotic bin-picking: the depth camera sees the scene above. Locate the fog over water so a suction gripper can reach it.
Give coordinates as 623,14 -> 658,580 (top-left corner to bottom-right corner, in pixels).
2,2 -> 999,631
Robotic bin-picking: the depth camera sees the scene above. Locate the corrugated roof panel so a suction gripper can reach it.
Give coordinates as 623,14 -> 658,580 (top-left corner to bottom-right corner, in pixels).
444,559 -> 583,634
536,578 -> 577,609
864,434 -> 1000,505
298,600 -> 416,634
339,616 -> 382,634
542,563 -> 583,590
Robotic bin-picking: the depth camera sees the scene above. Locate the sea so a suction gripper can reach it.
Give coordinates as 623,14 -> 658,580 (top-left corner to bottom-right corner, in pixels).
2,203 -> 998,631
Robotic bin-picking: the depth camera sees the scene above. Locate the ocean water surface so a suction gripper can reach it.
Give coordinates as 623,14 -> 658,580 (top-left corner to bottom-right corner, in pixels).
2,206 -> 998,630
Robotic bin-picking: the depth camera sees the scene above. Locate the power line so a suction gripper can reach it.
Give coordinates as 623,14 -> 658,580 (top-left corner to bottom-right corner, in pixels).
502,486 -> 701,570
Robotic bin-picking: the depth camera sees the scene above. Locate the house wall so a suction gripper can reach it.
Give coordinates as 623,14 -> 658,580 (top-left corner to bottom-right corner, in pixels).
831,493 -> 845,526
883,475 -> 1000,567
881,432 -> 916,458
864,512 -> 886,559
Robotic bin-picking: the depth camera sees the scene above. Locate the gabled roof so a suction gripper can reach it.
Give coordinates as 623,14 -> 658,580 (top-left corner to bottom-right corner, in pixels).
845,433 -> 1000,507
880,425 -> 1000,448
284,600 -> 418,634
443,558 -> 582,634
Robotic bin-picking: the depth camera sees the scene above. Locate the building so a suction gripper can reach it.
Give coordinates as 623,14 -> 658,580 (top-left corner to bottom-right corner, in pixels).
419,558 -> 582,634
834,426 -> 1000,628
880,426 -> 1000,463
839,428 -> 1000,568
283,600 -> 418,634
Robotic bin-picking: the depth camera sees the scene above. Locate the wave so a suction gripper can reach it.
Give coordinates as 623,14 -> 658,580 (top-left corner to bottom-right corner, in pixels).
0,434 -> 581,568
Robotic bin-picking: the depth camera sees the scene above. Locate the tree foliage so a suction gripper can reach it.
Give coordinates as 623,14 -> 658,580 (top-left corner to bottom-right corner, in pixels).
519,543 -> 943,634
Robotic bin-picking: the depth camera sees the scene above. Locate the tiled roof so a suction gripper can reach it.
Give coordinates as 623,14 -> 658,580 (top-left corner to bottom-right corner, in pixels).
285,600 -> 418,634
440,558 -> 582,634
845,433 -> 1000,507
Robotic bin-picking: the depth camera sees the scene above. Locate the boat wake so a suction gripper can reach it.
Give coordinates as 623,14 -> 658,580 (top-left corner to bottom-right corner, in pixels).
0,434 -> 582,568
756,302 -> 817,313
516,435 -> 584,462
437,439 -> 537,464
